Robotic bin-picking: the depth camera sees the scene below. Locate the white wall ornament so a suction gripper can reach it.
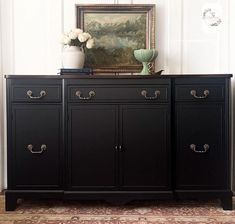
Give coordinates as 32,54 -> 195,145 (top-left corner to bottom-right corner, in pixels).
203,8 -> 222,26
202,3 -> 222,27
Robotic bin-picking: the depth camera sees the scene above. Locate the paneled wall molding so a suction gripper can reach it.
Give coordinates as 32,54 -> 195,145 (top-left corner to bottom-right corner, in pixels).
1,0 -> 15,75
162,0 -> 170,74
168,0 -> 183,73
0,0 -> 15,191
153,0 -> 170,73
218,0 -> 230,73
229,0 -> 235,192
229,0 -> 235,74
0,0 -> 3,191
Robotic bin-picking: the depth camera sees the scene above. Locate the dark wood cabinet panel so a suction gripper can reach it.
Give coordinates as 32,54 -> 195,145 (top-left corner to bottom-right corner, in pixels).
68,104 -> 170,191
175,103 -> 227,189
68,105 -> 118,190
120,105 -> 170,190
11,105 -> 62,189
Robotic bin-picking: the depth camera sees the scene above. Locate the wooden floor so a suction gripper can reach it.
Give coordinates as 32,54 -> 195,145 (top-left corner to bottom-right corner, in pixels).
0,195 -> 235,223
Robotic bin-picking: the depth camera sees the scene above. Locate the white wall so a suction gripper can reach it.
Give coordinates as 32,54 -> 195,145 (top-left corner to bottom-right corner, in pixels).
0,0 -> 235,190
2,0 -> 233,75
13,0 -> 63,74
230,0 -> 235,190
0,0 -> 3,191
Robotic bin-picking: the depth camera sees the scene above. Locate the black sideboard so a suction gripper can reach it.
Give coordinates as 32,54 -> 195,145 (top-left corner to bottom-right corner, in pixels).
5,74 -> 233,210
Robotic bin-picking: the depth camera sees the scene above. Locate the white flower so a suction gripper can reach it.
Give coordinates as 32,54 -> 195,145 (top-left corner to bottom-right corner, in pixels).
74,28 -> 83,35
84,32 -> 91,39
68,31 -> 77,40
78,32 -> 91,42
60,28 -> 93,49
61,35 -> 71,45
86,38 -> 94,49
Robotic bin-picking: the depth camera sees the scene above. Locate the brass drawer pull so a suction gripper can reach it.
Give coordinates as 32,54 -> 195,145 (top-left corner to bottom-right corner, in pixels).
27,90 -> 46,99
190,90 -> 210,99
27,144 -> 47,154
115,145 -> 123,151
141,90 -> 160,99
75,90 -> 95,100
190,144 -> 209,153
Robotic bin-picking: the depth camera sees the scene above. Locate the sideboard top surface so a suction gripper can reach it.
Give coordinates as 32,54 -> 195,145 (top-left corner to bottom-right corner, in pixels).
4,74 -> 233,79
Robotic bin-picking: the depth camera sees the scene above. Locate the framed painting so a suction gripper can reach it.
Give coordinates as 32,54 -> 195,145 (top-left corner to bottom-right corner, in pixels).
76,4 -> 155,73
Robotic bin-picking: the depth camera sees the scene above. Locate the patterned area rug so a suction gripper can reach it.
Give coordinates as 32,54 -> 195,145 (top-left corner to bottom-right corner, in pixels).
0,195 -> 235,224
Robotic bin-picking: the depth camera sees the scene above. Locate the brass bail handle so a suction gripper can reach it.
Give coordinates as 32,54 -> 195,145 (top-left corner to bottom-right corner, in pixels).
75,90 -> 95,100
26,144 -> 47,154
27,90 -> 46,99
141,90 -> 160,100
190,144 -> 209,153
190,90 -> 210,99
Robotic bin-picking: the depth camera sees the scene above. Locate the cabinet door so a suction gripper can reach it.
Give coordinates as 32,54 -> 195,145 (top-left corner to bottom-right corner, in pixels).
120,105 -> 171,190
10,105 -> 62,189
68,105 -> 117,190
175,103 -> 228,189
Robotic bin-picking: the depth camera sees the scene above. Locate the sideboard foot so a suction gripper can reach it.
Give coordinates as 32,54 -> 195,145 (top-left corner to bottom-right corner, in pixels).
221,196 -> 233,210
5,193 -> 18,211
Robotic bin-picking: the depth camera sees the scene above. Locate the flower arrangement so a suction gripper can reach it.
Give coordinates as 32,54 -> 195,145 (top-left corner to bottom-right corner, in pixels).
61,28 -> 94,50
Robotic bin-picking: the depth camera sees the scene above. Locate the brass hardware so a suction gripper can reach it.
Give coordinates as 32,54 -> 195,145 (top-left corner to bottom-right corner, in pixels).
27,90 -> 46,99
203,144 -> 210,151
190,144 -> 209,153
27,144 -> 33,151
75,90 -> 95,100
190,89 -> 210,99
115,146 -> 122,151
40,144 -> 47,151
26,144 -> 47,154
26,90 -> 46,99
141,90 -> 160,99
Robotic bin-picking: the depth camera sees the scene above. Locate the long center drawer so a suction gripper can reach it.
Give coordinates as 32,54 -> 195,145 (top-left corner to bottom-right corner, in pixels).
68,85 -> 170,102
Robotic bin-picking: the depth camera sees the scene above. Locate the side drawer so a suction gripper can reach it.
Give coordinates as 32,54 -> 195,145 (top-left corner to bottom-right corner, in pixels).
175,85 -> 224,101
11,85 -> 62,102
68,85 -> 169,102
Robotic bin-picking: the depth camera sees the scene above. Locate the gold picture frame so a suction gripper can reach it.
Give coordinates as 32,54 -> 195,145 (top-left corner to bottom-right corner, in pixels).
76,4 -> 155,73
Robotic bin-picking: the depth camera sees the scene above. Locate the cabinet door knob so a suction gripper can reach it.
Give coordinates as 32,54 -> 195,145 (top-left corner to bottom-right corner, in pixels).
27,90 -> 46,99
190,90 -> 209,99
141,90 -> 160,99
26,144 -> 47,154
190,144 -> 209,153
75,90 -> 95,100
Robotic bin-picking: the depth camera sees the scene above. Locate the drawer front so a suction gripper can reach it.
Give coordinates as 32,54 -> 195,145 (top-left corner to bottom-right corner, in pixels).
68,85 -> 169,102
11,85 -> 62,102
175,85 -> 224,101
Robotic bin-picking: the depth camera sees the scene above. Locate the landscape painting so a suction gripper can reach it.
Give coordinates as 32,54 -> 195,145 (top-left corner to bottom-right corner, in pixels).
76,5 -> 155,73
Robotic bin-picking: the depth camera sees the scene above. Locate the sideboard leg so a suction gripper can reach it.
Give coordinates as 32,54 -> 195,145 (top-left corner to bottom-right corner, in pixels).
5,193 -> 17,211
221,196 -> 233,210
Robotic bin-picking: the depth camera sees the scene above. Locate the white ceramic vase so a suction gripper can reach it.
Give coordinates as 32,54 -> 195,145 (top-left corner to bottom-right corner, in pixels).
62,46 -> 85,69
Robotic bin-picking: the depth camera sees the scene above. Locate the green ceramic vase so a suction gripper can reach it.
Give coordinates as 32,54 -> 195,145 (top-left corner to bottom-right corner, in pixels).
134,49 -> 158,75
